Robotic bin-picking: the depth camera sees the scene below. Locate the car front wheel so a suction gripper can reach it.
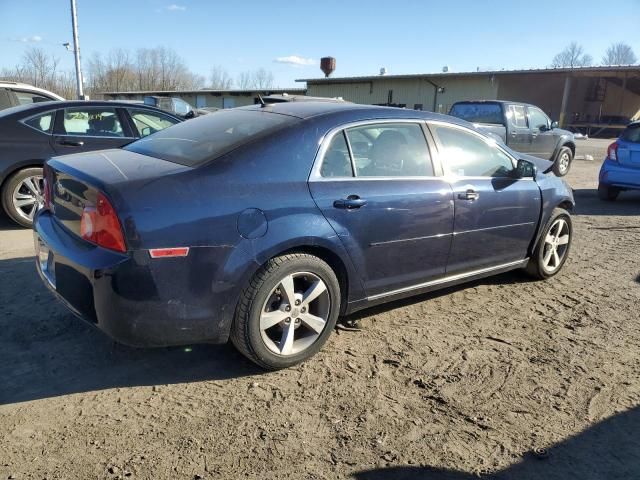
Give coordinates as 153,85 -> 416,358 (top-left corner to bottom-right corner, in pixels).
230,253 -> 341,369
1,167 -> 44,228
525,208 -> 572,280
553,146 -> 573,177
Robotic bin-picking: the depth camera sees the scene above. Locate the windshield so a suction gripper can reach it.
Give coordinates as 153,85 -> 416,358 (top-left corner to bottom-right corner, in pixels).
125,109 -> 298,166
449,103 -> 504,124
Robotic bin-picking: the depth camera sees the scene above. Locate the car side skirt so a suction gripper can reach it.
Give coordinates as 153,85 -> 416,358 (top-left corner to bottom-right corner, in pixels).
345,258 -> 529,313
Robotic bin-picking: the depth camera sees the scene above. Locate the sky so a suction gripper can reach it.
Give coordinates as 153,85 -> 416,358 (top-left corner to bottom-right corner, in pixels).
1,0 -> 639,88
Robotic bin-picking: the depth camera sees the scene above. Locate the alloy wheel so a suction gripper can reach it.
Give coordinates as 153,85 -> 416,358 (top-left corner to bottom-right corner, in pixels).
558,152 -> 571,175
12,175 -> 44,222
260,272 -> 331,356
542,218 -> 570,273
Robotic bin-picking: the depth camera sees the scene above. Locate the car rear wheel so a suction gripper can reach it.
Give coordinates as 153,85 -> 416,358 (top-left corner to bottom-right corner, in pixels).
1,167 -> 44,228
230,253 -> 341,369
597,183 -> 620,201
553,146 -> 573,177
525,208 -> 572,280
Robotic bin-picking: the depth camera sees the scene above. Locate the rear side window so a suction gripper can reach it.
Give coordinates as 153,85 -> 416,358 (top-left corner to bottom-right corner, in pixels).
125,109 -> 297,166
62,108 -> 124,137
507,105 -> 528,128
321,132 -> 353,177
345,123 -> 433,177
128,108 -> 179,137
13,89 -> 52,105
621,124 -> 640,143
23,111 -> 54,133
449,103 -> 503,124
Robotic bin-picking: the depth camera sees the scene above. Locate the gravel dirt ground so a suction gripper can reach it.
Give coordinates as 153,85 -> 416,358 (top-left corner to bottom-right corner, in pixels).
1,140 -> 639,480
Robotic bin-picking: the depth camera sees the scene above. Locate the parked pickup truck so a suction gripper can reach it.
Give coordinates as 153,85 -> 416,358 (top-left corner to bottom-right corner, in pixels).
449,100 -> 576,176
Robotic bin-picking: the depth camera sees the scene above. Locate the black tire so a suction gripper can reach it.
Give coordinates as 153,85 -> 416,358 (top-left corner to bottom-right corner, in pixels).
553,146 -> 573,177
1,167 -> 44,228
597,183 -> 620,201
525,208 -> 572,280
230,253 -> 341,370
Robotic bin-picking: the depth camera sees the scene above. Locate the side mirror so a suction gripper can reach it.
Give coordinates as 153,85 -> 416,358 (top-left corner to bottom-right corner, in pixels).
515,158 -> 537,179
141,127 -> 151,137
550,121 -> 559,129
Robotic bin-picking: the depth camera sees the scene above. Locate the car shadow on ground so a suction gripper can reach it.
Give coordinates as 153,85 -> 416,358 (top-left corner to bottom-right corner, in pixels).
572,188 -> 640,216
0,212 -> 24,231
352,405 -> 640,479
0,257 -> 263,406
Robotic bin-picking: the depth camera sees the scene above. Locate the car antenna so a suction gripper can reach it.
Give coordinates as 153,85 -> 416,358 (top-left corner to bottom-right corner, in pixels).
257,94 -> 266,107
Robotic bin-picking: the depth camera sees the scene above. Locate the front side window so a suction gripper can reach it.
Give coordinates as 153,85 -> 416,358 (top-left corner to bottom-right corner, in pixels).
321,132 -> 353,177
344,123 -> 434,177
23,111 -> 54,133
61,108 -> 124,137
528,107 -> 549,131
13,89 -> 52,105
128,108 -> 179,137
432,124 -> 514,177
508,105 -> 528,128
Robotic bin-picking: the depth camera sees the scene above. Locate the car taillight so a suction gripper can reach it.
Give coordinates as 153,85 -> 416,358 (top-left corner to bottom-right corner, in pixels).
43,177 -> 52,211
80,192 -> 126,252
608,141 -> 619,162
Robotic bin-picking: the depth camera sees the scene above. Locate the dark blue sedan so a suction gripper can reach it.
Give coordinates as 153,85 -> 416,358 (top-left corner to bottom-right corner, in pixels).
34,102 -> 574,369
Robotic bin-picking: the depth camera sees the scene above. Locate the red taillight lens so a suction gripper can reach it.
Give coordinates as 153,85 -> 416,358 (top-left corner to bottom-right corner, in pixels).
80,192 -> 126,252
608,141 -> 619,162
43,177 -> 52,211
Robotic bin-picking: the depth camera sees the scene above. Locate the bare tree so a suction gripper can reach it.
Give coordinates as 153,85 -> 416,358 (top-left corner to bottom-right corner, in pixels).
237,71 -> 253,89
209,66 -> 233,89
602,42 -> 638,65
236,68 -> 275,89
551,42 -> 593,68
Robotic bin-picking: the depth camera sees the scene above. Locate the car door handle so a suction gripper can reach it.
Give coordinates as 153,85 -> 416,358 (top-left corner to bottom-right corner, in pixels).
57,140 -> 85,147
458,190 -> 479,201
333,195 -> 367,209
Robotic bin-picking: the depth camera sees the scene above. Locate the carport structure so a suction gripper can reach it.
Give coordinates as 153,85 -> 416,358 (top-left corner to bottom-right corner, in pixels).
300,65 -> 640,135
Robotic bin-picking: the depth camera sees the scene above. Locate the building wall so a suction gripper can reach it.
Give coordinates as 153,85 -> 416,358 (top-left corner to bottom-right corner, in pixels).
307,76 -> 498,112
106,92 -> 260,108
496,74 -> 565,120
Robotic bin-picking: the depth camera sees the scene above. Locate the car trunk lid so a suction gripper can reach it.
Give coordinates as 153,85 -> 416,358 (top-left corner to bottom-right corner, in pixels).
46,149 -> 190,241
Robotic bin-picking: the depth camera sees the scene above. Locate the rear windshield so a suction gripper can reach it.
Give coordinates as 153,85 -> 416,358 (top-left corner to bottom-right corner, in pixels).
125,109 -> 297,166
449,103 -> 504,124
621,124 -> 640,143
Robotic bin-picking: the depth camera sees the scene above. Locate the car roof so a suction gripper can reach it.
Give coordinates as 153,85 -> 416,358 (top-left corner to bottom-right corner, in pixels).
237,101 -> 465,124
452,99 -> 540,109
0,81 -> 65,100
0,100 -> 181,119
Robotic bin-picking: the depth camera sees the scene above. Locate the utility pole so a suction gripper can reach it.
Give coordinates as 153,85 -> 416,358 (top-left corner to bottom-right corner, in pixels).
69,0 -> 85,99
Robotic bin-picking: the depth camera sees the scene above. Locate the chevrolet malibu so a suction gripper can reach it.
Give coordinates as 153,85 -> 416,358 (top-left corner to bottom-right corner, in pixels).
34,102 -> 574,369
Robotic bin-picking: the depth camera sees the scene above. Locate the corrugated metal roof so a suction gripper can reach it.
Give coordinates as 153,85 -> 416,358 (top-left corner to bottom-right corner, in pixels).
297,65 -> 640,83
100,88 -> 307,95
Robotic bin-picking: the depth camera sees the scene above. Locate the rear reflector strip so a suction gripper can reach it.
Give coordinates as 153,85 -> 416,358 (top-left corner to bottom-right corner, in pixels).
149,247 -> 190,258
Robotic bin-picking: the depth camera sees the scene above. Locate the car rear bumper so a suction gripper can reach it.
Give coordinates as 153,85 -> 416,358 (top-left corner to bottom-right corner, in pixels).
34,211 -> 239,347
599,159 -> 640,190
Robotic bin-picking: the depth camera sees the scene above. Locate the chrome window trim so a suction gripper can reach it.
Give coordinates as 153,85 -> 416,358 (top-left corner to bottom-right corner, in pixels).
19,109 -> 57,136
53,133 -> 137,140
309,118 -> 440,182
427,120 -> 528,179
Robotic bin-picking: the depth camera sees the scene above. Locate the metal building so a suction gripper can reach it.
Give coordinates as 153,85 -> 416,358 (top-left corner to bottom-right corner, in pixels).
100,88 -> 307,110
298,66 -> 640,135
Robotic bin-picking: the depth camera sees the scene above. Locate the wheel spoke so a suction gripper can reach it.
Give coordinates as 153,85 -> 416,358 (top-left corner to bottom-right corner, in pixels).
279,322 -> 295,355
23,177 -> 41,196
543,247 -> 554,266
279,275 -> 296,305
301,280 -> 327,306
260,310 -> 288,330
15,196 -> 36,208
545,233 -> 555,245
557,234 -> 570,245
300,313 -> 326,334
552,249 -> 561,267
